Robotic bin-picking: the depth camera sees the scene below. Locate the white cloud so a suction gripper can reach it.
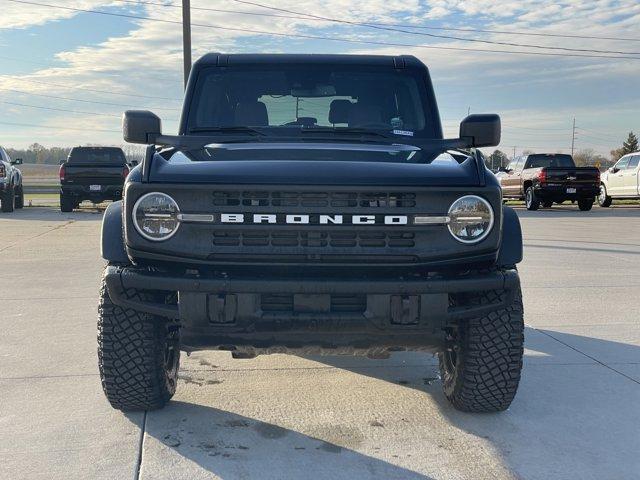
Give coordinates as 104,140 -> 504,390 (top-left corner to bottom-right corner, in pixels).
0,1 -> 121,29
1,0 -> 638,153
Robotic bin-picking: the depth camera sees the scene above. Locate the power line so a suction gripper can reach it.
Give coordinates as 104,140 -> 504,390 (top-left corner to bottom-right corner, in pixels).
1,76 -> 182,101
0,120 -> 121,133
576,126 -> 626,140
506,145 -> 571,151
227,0 -> 640,55
576,133 -> 621,143
502,125 -> 571,131
502,128 -> 572,136
0,54 -> 125,71
0,54 -> 184,85
1,100 -> 121,117
112,0 -> 640,42
0,88 -> 181,111
1,99 -> 181,121
6,0 -> 640,61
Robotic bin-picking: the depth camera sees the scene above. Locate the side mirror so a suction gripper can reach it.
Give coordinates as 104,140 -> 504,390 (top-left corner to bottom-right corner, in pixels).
459,114 -> 501,148
611,167 -> 619,173
129,160 -> 139,167
498,166 -> 507,173
123,110 -> 162,144
11,158 -> 23,165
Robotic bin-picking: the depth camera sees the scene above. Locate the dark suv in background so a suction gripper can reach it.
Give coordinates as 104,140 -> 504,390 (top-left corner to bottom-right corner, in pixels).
59,146 -> 129,212
0,146 -> 24,213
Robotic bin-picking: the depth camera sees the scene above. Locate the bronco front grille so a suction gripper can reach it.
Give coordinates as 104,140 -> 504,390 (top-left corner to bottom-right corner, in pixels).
212,191 -> 416,208
213,230 -> 416,248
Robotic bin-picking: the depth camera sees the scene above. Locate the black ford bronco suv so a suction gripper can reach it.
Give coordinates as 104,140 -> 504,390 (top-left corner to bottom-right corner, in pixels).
99,54 -> 524,413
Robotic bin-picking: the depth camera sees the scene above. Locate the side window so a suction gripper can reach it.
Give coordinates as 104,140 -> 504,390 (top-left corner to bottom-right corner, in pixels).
626,156 -> 639,170
615,157 -> 629,170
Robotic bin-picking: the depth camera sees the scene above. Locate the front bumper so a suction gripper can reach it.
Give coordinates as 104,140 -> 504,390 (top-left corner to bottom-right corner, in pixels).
104,266 -> 519,355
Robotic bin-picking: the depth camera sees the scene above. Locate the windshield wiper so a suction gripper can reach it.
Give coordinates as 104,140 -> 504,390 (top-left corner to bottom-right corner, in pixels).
189,126 -> 267,136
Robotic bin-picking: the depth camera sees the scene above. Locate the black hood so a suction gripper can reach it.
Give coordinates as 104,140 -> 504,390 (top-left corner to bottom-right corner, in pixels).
147,153 -> 480,187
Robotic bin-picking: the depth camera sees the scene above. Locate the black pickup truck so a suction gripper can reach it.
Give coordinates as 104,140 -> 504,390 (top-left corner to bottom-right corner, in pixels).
59,146 -> 129,212
497,153 -> 600,211
99,53 -> 524,413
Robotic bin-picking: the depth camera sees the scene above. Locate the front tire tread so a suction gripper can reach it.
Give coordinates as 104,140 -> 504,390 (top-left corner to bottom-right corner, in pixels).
98,278 -> 179,411
439,288 -> 524,413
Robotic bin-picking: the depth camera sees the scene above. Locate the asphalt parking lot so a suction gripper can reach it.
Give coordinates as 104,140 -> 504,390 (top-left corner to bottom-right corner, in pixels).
1,204 -> 639,480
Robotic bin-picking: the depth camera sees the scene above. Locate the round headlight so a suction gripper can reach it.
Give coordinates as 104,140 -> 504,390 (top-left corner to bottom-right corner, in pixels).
447,195 -> 494,244
133,192 -> 180,241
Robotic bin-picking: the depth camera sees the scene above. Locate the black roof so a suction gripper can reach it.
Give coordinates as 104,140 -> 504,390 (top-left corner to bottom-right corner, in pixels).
71,146 -> 124,152
194,53 -> 425,69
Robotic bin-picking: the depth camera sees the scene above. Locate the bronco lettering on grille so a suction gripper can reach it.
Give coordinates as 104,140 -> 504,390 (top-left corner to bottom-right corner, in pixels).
220,213 -> 409,225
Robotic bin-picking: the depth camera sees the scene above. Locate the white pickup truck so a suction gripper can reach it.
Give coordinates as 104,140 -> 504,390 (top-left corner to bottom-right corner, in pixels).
599,152 -> 640,207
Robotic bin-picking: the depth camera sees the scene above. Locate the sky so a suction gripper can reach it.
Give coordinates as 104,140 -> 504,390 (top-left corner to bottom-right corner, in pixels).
0,0 -> 639,157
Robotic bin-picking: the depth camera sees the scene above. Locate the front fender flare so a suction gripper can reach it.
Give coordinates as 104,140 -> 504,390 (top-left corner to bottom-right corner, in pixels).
497,206 -> 523,267
101,201 -> 129,264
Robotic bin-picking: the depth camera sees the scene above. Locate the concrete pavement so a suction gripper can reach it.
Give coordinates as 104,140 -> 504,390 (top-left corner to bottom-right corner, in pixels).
1,205 -> 638,479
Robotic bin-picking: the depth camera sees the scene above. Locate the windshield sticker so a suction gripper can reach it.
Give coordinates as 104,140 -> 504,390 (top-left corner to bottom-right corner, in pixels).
393,129 -> 414,137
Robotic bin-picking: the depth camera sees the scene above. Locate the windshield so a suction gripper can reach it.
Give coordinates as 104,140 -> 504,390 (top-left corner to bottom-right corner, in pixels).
68,148 -> 126,165
525,154 -> 575,168
186,65 -> 438,138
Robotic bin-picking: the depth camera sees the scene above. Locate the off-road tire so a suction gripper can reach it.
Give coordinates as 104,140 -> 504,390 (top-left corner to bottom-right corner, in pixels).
525,187 -> 539,211
98,276 -> 180,411
598,185 -> 612,207
578,198 -> 594,211
60,194 -> 75,213
439,287 -> 524,413
1,185 -> 15,212
542,201 -> 553,209
15,186 -> 24,209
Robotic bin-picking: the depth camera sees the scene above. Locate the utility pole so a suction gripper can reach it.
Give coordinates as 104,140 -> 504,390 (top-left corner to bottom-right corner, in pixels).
513,146 -> 516,161
182,0 -> 192,90
467,106 -> 471,116
571,117 -> 576,156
